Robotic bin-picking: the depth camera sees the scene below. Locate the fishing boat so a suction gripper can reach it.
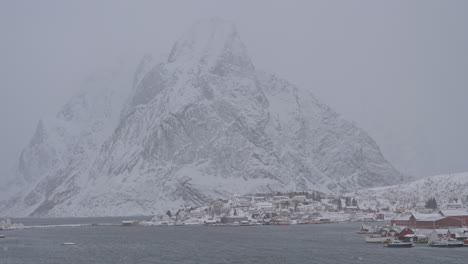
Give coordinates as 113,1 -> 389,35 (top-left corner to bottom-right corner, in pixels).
365,234 -> 393,243
239,220 -> 255,226
271,217 -> 291,226
429,238 -> 464,247
385,239 -> 414,248
356,223 -> 373,234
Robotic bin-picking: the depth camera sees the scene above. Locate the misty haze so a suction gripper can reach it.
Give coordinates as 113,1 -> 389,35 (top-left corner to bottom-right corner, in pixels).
1,1 -> 468,264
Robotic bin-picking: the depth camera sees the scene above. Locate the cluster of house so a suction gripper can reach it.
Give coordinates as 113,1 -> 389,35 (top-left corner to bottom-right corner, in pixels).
364,224 -> 468,245
0,218 -> 24,230
148,192 -> 386,225
371,208 -> 468,245
390,209 -> 468,229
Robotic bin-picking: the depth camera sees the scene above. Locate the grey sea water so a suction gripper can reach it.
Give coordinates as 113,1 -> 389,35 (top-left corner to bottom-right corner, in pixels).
0,220 -> 466,264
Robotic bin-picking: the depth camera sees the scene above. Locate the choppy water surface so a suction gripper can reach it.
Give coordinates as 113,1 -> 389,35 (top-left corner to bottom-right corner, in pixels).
0,221 -> 466,264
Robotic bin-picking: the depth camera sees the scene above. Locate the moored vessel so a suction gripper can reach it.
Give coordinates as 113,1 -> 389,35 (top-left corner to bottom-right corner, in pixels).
356,223 -> 374,234
429,238 -> 464,247
385,239 -> 414,248
365,234 -> 393,243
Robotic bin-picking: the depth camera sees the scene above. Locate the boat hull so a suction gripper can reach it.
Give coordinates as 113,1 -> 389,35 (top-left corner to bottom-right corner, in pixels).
386,243 -> 414,248
366,237 -> 393,243
429,243 -> 464,248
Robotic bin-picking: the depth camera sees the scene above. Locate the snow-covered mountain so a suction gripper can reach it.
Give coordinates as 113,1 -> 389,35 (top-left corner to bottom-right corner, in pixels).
0,18 -> 403,217
351,172 -> 468,211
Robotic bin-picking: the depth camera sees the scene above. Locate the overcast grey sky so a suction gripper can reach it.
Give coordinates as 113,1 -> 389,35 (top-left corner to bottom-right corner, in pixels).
1,0 -> 467,180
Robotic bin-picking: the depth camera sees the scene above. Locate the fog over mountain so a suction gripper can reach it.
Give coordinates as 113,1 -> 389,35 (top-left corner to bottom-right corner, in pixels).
0,18 -> 407,217
2,1 -> 468,187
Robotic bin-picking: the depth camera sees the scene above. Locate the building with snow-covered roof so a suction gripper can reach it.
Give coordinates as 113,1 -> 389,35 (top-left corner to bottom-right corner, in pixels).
273,196 -> 289,201
439,209 -> 468,226
220,216 -> 248,224
453,228 -> 468,240
415,216 -> 463,229
344,206 -> 359,213
256,202 -> 273,211
320,199 -> 335,205
292,196 -> 307,202
391,212 -> 465,228
446,203 -> 464,209
390,214 -> 412,226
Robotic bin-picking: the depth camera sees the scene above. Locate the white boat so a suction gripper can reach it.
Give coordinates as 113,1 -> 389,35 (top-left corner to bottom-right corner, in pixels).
429,238 -> 464,247
240,220 -> 255,226
365,235 -> 393,243
62,242 -> 76,245
357,223 -> 373,234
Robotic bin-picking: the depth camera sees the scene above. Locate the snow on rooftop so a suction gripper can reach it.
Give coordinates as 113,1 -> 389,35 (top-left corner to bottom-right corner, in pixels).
412,213 -> 442,220
391,215 -> 411,221
440,209 -> 468,216
417,215 -> 445,221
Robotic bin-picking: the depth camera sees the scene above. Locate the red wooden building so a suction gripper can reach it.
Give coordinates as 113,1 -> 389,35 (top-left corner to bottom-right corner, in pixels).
414,216 -> 463,229
439,210 -> 468,226
391,213 -> 464,228
396,227 -> 414,240
390,215 -> 413,227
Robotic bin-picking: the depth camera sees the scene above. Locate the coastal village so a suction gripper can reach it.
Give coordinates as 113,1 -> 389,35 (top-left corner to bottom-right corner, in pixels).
145,191 -> 468,227
145,191 -> 383,226
139,191 -> 468,247
2,191 -> 468,247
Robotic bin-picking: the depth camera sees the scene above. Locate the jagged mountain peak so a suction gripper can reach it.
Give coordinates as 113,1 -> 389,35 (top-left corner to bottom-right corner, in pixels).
133,53 -> 154,89
29,120 -> 47,146
129,19 -> 258,113
167,18 -> 253,75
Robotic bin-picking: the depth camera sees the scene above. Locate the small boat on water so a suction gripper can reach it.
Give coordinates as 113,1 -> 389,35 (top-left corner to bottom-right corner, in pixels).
62,242 -> 76,245
357,223 -> 374,234
429,238 -> 464,247
365,234 -> 393,243
239,220 -> 255,226
0,234 -> 5,238
122,220 -> 139,226
271,217 -> 291,226
385,239 -> 414,248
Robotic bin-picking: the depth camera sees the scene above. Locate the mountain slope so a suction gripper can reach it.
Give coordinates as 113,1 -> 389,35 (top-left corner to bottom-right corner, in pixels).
0,66 -> 132,216
1,18 -> 403,217
351,172 -> 468,210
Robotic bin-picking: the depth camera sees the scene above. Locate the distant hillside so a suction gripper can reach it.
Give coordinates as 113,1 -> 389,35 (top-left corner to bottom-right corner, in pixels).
351,172 -> 468,211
